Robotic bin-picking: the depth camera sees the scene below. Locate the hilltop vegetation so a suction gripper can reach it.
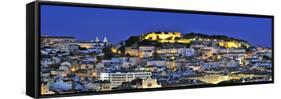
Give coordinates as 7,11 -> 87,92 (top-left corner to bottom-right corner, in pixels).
120,32 -> 250,48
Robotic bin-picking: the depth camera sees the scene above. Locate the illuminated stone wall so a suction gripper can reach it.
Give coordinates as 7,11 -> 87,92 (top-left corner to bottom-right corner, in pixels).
142,32 -> 190,44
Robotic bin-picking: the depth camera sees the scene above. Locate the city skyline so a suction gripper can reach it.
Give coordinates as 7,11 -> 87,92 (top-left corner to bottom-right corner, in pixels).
39,4 -> 273,95
40,5 -> 272,48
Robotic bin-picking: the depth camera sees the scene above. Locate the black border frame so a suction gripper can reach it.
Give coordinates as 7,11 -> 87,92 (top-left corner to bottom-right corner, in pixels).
27,0 -> 274,98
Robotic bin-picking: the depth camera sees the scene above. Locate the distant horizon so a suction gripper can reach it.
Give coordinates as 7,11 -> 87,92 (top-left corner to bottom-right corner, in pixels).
41,4 -> 273,48
42,31 -> 272,48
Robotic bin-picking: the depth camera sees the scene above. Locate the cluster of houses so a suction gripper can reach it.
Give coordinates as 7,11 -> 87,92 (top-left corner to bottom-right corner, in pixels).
40,32 -> 272,95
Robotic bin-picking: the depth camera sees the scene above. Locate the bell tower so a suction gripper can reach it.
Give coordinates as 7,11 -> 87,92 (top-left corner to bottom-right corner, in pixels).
95,37 -> 100,42
103,37 -> 108,43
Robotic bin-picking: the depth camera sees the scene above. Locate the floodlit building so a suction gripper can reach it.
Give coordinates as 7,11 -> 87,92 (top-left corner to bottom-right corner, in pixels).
219,48 -> 246,58
156,47 -> 195,57
156,48 -> 178,56
125,47 -> 139,56
99,72 -> 152,88
41,36 -> 76,46
139,46 -> 155,58
143,32 -> 181,43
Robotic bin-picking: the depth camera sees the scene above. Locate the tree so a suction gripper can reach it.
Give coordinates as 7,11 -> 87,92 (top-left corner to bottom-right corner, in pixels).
125,36 -> 140,46
103,47 -> 114,59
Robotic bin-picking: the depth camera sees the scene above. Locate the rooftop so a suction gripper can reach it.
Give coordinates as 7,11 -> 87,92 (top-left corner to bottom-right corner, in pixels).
41,35 -> 75,39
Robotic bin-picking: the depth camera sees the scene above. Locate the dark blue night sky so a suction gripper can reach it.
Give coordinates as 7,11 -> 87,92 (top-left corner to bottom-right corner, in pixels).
40,5 -> 272,48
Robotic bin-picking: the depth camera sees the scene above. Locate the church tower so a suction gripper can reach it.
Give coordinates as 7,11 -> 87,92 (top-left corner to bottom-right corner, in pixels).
95,37 -> 100,42
103,37 -> 108,43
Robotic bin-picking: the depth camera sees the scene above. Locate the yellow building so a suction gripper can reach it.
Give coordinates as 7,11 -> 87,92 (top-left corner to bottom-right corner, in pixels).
125,47 -> 139,56
218,41 -> 241,48
77,42 -> 93,49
